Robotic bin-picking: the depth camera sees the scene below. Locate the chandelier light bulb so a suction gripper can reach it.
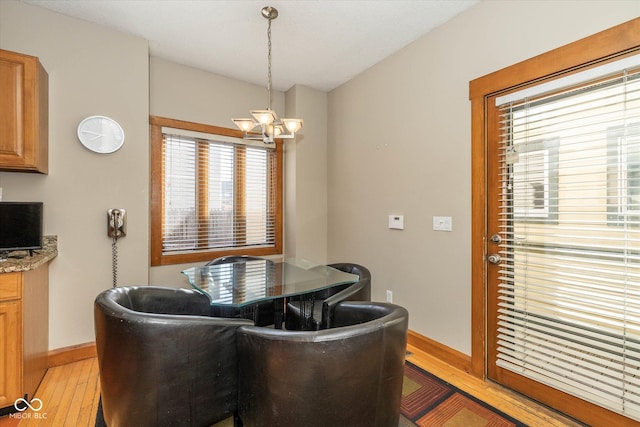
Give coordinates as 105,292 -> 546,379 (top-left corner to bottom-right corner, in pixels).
251,110 -> 276,125
264,124 -> 275,137
233,119 -> 255,132
283,118 -> 303,134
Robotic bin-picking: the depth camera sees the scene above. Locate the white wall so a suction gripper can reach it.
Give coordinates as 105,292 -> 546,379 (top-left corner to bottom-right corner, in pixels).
149,56 -> 285,129
327,0 -> 640,355
284,85 -> 328,263
0,0 -> 149,349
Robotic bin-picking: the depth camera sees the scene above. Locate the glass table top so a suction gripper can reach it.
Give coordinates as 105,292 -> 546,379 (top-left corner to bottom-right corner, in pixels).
181,258 -> 359,307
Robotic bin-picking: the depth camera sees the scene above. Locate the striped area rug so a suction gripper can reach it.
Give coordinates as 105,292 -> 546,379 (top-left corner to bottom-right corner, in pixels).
400,361 -> 527,427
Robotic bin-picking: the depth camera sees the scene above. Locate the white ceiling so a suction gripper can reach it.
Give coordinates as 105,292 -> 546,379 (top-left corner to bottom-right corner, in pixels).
21,0 -> 479,92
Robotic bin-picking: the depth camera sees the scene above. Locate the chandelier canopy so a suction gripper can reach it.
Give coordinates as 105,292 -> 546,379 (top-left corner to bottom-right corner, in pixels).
232,6 -> 303,144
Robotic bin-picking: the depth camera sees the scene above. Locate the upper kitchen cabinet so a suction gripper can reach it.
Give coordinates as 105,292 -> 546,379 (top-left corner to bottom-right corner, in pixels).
0,49 -> 48,174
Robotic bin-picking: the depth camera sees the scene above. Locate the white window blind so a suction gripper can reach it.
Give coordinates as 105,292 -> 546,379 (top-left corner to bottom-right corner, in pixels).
495,57 -> 640,420
162,133 -> 276,254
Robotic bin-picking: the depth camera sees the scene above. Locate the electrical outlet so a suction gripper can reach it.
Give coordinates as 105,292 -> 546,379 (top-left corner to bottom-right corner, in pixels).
386,290 -> 393,302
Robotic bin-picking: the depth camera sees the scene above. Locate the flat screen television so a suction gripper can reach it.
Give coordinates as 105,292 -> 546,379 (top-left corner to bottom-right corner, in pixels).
0,202 -> 44,254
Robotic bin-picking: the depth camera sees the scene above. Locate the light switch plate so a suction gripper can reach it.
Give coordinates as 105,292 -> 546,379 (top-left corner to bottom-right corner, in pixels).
388,215 -> 404,230
433,216 -> 452,231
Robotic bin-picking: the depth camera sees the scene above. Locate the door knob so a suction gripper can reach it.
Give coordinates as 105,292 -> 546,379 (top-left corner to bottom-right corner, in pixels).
487,254 -> 501,264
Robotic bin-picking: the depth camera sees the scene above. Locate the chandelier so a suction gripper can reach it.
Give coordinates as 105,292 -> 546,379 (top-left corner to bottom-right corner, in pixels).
232,6 -> 303,144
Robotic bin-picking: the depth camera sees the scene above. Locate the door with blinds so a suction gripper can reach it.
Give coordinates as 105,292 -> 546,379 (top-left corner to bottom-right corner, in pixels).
486,55 -> 640,424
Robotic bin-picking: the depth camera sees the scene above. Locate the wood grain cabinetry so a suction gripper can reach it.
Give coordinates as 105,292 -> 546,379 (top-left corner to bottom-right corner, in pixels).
0,49 -> 48,173
0,266 -> 49,409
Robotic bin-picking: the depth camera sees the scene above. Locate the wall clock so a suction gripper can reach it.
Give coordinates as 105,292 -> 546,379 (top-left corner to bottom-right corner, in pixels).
77,115 -> 125,154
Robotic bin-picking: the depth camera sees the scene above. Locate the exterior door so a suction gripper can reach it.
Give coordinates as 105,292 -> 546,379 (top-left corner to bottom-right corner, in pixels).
471,18 -> 640,427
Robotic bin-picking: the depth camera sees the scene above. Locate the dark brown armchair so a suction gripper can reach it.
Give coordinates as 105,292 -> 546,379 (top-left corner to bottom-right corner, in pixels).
236,301 -> 408,427
94,286 -> 253,427
285,262 -> 371,330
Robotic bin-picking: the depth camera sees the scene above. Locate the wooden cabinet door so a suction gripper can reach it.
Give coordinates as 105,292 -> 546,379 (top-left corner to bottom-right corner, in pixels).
0,49 -> 48,173
0,301 -> 22,408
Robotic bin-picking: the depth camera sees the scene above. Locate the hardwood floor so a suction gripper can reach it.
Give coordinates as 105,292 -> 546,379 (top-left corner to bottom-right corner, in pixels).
0,344 -> 584,427
0,357 -> 100,427
405,345 -> 585,427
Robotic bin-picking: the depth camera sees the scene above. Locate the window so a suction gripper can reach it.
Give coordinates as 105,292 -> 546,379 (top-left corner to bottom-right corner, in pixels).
608,122 -> 640,224
510,137 -> 559,222
150,116 -> 282,266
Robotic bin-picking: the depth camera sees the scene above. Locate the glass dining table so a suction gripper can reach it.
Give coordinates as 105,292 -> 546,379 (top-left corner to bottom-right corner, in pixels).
181,258 -> 358,327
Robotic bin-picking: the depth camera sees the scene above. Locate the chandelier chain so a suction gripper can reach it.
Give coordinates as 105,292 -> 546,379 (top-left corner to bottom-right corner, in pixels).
267,16 -> 272,110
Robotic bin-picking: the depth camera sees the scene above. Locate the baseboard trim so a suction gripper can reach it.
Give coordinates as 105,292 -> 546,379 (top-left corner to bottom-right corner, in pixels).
48,342 -> 96,367
407,329 -> 472,374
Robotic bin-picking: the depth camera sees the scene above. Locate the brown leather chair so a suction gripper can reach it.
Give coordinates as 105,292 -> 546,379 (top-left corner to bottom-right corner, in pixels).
94,286 -> 253,427
236,301 -> 408,427
285,262 -> 371,330
205,255 -> 278,326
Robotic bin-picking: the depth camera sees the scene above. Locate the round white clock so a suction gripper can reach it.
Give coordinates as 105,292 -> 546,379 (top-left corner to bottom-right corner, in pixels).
77,116 -> 125,154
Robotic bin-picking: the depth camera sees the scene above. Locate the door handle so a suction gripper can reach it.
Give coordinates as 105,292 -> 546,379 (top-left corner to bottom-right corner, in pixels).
487,254 -> 501,264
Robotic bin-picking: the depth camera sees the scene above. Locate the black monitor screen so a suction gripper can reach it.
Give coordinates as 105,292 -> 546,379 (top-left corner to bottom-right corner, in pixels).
0,202 -> 44,252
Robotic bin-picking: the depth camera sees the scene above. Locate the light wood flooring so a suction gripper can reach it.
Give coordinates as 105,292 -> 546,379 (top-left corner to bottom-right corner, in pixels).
0,344 -> 584,427
0,357 -> 100,427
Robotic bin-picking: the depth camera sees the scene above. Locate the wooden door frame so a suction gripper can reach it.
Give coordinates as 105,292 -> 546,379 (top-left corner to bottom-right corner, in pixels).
469,17 -> 640,380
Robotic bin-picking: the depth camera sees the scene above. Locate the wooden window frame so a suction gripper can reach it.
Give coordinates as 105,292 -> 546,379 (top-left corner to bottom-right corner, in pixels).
150,116 -> 283,266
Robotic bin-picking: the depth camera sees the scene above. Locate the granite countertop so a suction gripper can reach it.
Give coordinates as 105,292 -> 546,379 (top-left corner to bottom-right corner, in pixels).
0,235 -> 58,273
